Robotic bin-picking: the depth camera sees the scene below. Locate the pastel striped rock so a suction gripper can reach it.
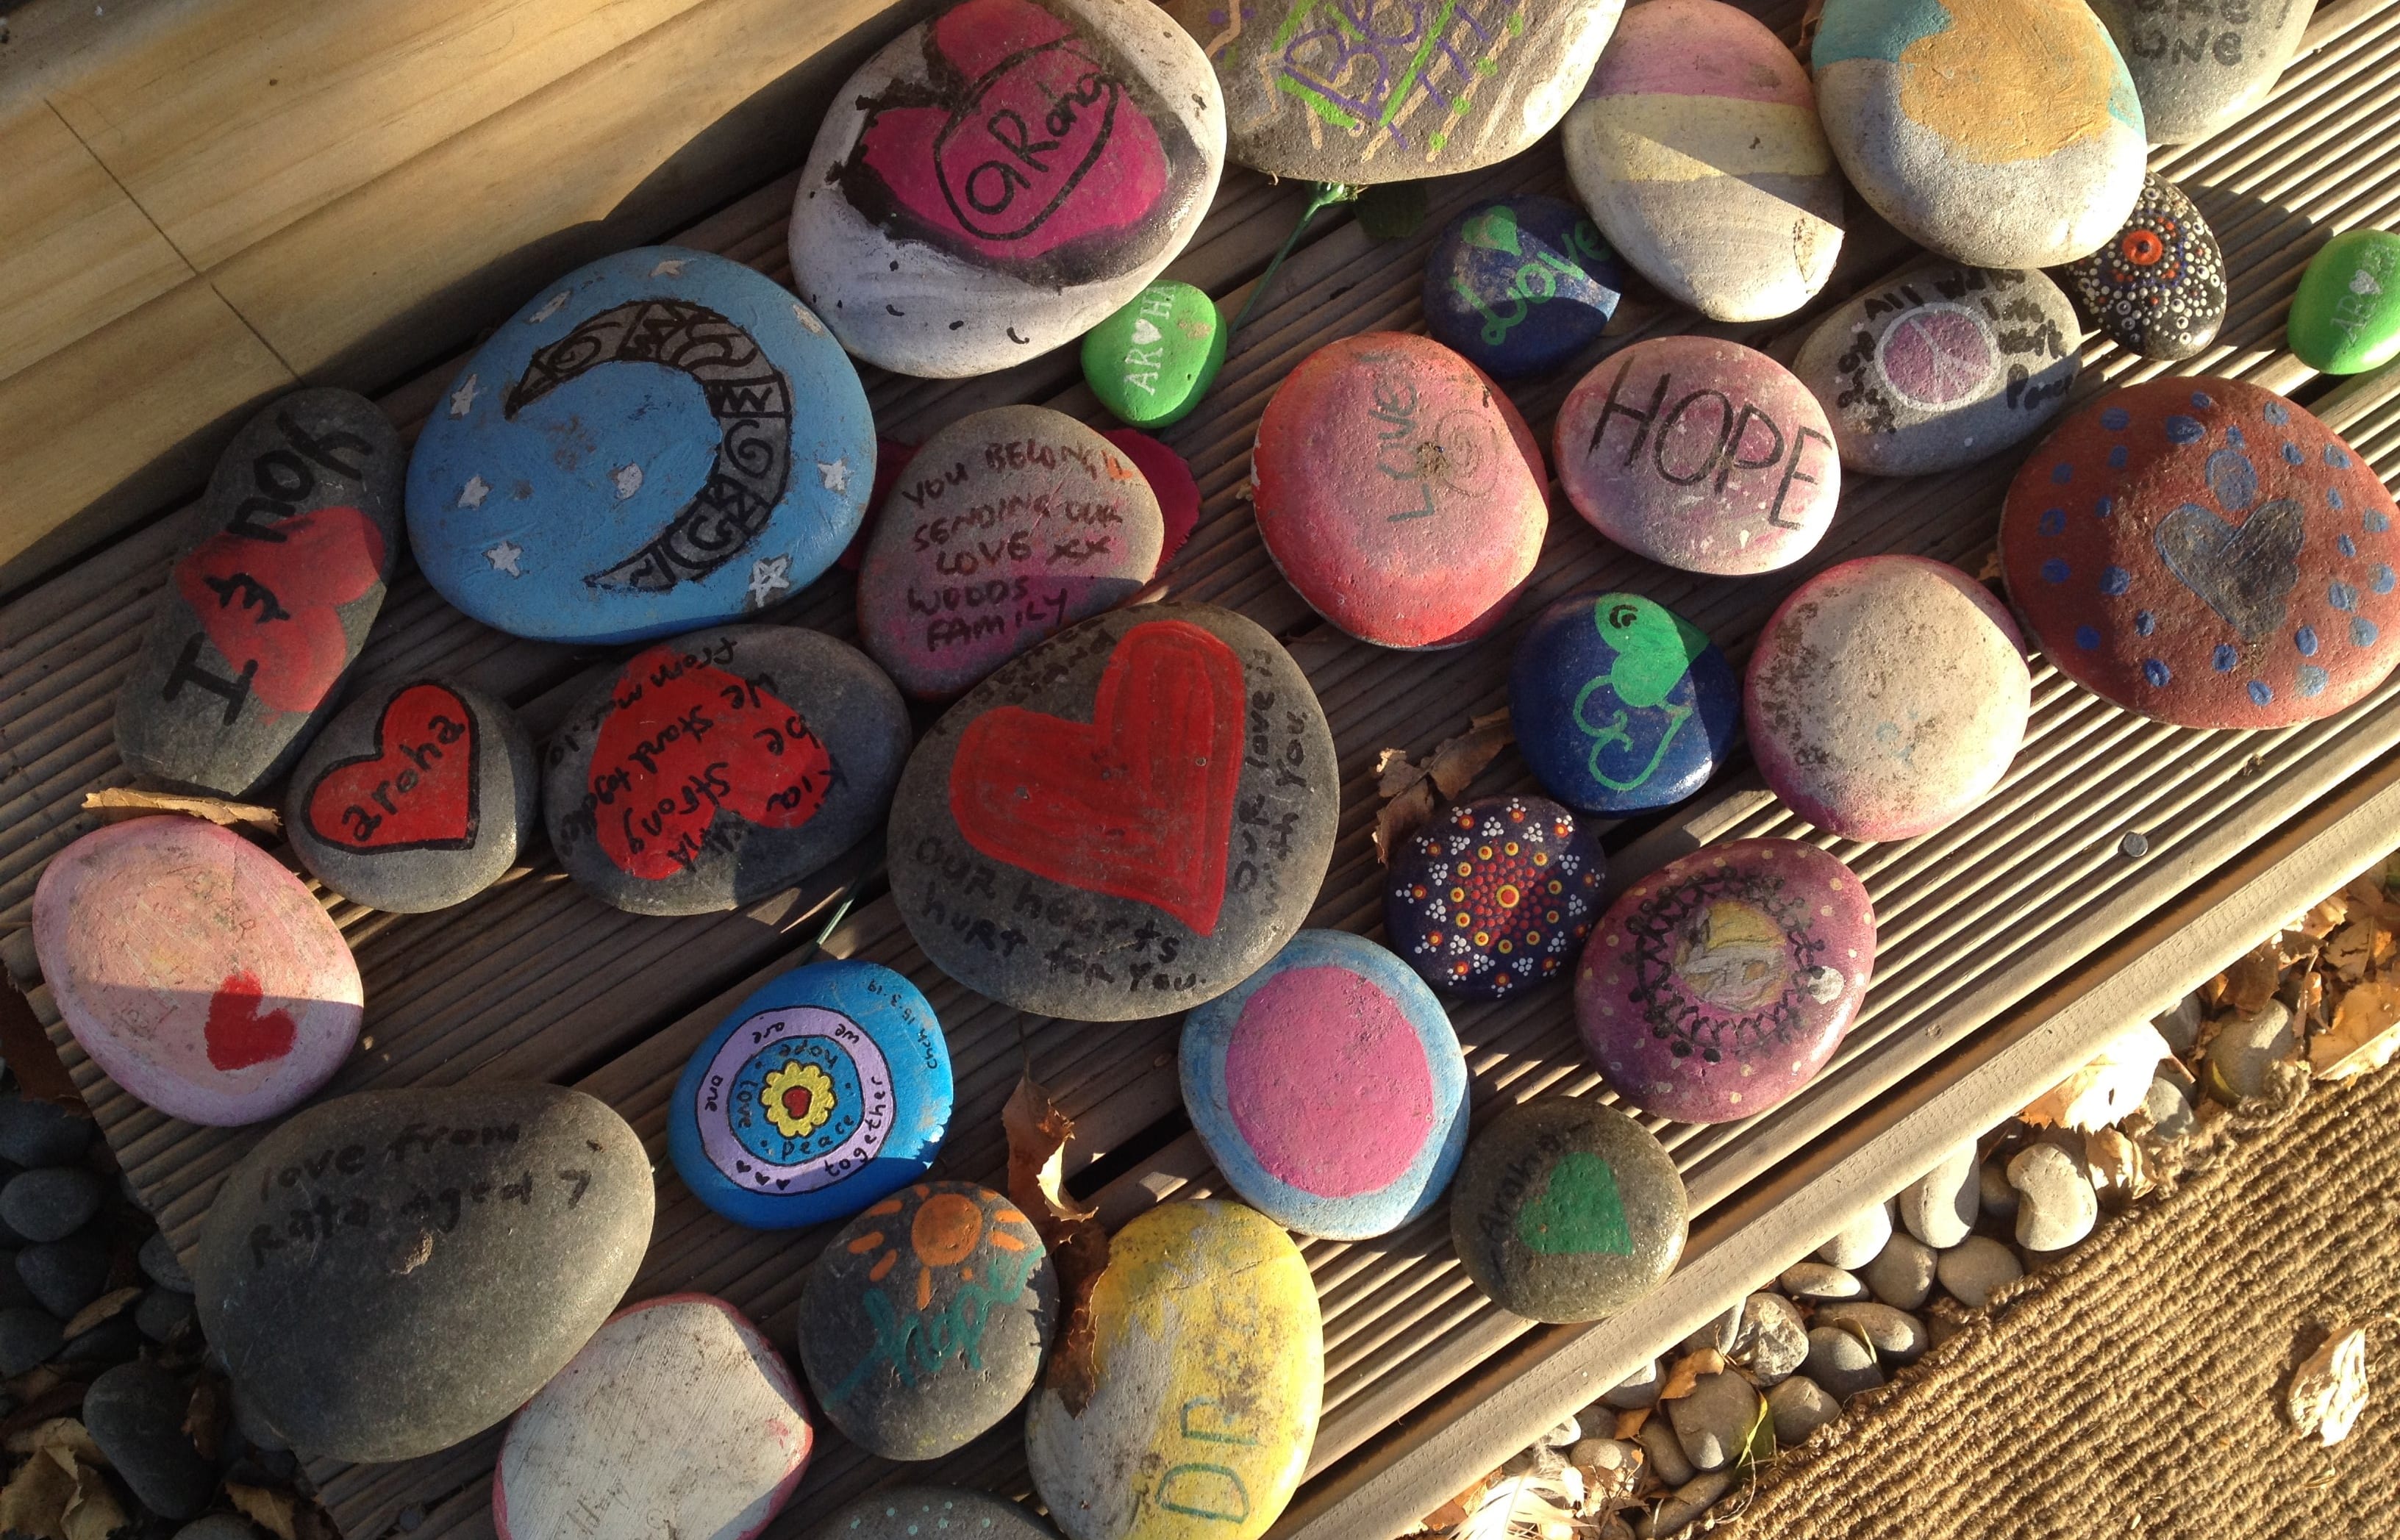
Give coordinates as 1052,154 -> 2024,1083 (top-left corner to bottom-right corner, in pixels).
32,817 -> 362,1128
1813,0 -> 2146,268
1564,0 -> 1843,321
2089,0 -> 2310,144
790,0 -> 1224,376
1026,1200 -> 1321,1540
496,1296 -> 810,1540
1168,0 -> 1626,185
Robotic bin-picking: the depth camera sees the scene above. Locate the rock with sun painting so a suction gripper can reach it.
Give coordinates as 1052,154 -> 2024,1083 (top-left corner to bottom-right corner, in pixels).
406,246 -> 873,645
669,960 -> 951,1231
856,406 -> 1165,700
1385,797 -> 1607,1001
1421,196 -> 1624,379
811,1488 -> 1060,1540
788,0 -> 1224,379
1574,838 -> 1876,1124
1448,1098 -> 1687,1324
1793,265 -> 2083,477
888,604 -> 1338,1021
2063,173 -> 2226,363
285,678 -> 537,913
545,626 -> 910,916
1510,590 -> 1740,816
1180,930 -> 1469,1239
796,1182 -> 1054,1459
1026,1200 -> 1321,1540
1999,378 -> 2400,728
496,1295 -> 811,1540
117,389 -> 403,799
31,817 -> 362,1127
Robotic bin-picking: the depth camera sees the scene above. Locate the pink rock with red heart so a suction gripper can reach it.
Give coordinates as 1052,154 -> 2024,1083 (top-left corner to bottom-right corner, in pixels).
31,816 -> 363,1127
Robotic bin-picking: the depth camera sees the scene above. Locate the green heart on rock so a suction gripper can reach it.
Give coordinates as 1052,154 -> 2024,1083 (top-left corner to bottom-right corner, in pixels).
1515,1150 -> 1634,1256
1462,204 -> 1521,258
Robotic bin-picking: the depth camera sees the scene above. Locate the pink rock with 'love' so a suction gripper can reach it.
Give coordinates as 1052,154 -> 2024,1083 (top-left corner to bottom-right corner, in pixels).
32,816 -> 362,1127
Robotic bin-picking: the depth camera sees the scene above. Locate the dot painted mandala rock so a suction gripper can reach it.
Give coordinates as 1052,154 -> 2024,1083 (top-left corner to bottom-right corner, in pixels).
2063,173 -> 2226,362
2000,378 -> 2400,728
1385,796 -> 1606,1000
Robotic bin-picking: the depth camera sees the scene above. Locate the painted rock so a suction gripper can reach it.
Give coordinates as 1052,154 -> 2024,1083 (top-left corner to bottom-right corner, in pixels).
31,817 -> 362,1128
789,0 -> 1224,378
1253,332 -> 1547,648
1385,796 -> 1607,999
810,1488 -> 1059,1539
669,960 -> 951,1231
1421,196 -> 1624,379
857,407 -> 1165,701
408,248 -> 873,645
1083,281 -> 1227,428
888,604 -> 1338,1020
1508,590 -> 1740,814
1180,930 -> 1469,1239
1574,838 -> 1875,1122
1100,428 -> 1201,563
2290,229 -> 2400,376
496,1295 -> 809,1540
1448,1097 -> 1686,1323
1793,265 -> 2082,476
1812,0 -> 2146,268
544,626 -> 910,916
1556,336 -> 1838,573
2089,0 -> 2311,144
1564,0 -> 1843,322
1998,378 -> 2400,728
1166,0 -> 1625,184
285,678 -> 537,913
1747,556 -> 2031,840
193,1084 -> 653,1463
117,389 -> 401,798
2062,173 -> 2226,362
1025,1200 -> 1320,1540
796,1182 -> 1054,1458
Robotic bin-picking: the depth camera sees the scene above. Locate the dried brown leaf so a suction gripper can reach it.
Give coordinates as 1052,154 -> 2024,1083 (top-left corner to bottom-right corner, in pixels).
1426,709 -> 1512,798
82,788 -> 279,835
0,1441 -> 76,1540
2289,1325 -> 2371,1447
1002,1073 -> 1110,1415
229,1484 -> 299,1540
1375,746 -> 1429,800
2225,948 -> 2283,1016
57,1467 -> 124,1540
2328,920 -> 2378,983
1613,1407 -> 1651,1439
2021,1023 -> 2172,1131
2295,895 -> 2351,941
1657,1348 -> 1724,1403
2,1420 -> 99,1463
2082,1127 -> 2148,1203
59,1287 -> 140,1341
1373,777 -> 1437,866
2314,979 -> 2400,1081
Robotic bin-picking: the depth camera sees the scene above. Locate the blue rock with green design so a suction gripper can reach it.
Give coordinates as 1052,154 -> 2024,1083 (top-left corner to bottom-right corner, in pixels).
1509,590 -> 1740,814
1422,196 -> 1624,378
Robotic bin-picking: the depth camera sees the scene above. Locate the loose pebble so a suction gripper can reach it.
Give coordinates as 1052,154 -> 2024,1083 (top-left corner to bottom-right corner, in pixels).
1899,1141 -> 1981,1250
1422,196 -> 1623,378
1668,1371 -> 1759,1471
2088,0 -> 2312,144
1979,1157 -> 2019,1221
1817,1200 -> 1894,1270
2063,173 -> 2226,361
1938,1236 -> 2024,1308
140,1232 -> 193,1294
1387,797 -> 1606,1000
86,1360 -> 215,1519
1765,1375 -> 1840,1444
1649,1471 -> 1735,1536
2143,1072 -> 2196,1139
1861,1233 -> 1939,1311
0,1092 -> 92,1168
1604,1357 -> 1665,1409
18,1234 -> 110,1319
1734,1292 -> 1812,1385
2007,1143 -> 2099,1250
1637,1415 -> 1695,1486
1509,590 -> 1741,816
1815,1302 -> 1929,1366
2208,999 -> 2298,1102
0,1167 -> 104,1244
2154,994 -> 2204,1056
1803,1325 -> 1884,1400
135,1286 -> 196,1344
0,1306 -> 63,1376
1778,1262 -> 1867,1302
1083,280 -> 1226,427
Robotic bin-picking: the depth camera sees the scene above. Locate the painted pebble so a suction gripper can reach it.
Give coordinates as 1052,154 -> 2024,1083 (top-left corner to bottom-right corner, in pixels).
193,1084 -> 652,1463
1253,332 -> 1548,648
1999,377 -> 2400,728
809,1488 -> 1058,1539
1449,1097 -> 1687,1323
1508,590 -> 1740,814
2063,173 -> 2226,362
544,626 -> 910,916
2088,0 -> 2311,144
496,1295 -> 810,1540
1747,556 -> 2031,841
2289,229 -> 2400,376
1793,265 -> 2082,476
408,247 -> 874,645
285,678 -> 536,913
1180,930 -> 1469,1239
1100,428 -> 1201,563
797,1182 -> 1053,1459
32,817 -> 362,1128
1166,0 -> 1625,185
670,961 -> 951,1231
888,604 -> 1338,1020
1556,336 -> 1838,573
789,0 -> 1224,378
117,389 -> 401,799
1421,196 -> 1624,379
1813,0 -> 2146,268
1574,838 -> 1876,1122
1082,281 -> 1227,428
1026,1200 -> 1321,1540
857,406 -> 1164,700
1563,0 -> 1843,322
1386,797 -> 1607,1000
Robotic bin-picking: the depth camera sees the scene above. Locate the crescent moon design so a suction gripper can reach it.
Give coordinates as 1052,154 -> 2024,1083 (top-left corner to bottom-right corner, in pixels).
503,298 -> 794,592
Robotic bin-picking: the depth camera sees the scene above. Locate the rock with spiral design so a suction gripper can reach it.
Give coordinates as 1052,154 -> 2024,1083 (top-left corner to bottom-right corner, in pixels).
2063,173 -> 2226,361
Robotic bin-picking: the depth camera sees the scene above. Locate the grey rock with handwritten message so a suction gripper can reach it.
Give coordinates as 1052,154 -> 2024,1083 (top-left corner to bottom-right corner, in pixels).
2088,0 -> 2310,144
193,1084 -> 653,1463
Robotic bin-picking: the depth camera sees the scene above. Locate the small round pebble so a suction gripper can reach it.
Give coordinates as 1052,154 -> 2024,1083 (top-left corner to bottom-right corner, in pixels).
1899,1141 -> 1980,1250
2207,1000 -> 2296,1102
0,1167 -> 104,1244
1766,1375 -> 1840,1444
1637,1417 -> 1695,1486
1978,1158 -> 2019,1220
174,1519 -> 257,1540
2154,995 -> 2204,1056
60,1314 -> 141,1364
2007,1143 -> 2099,1251
0,1093 -> 91,1168
1803,1325 -> 1884,1400
2143,1072 -> 2196,1139
1778,1261 -> 1866,1301
1860,1233 -> 1938,1311
0,1306 -> 63,1375
136,1286 -> 198,1344
1815,1302 -> 1929,1366
1387,797 -> 1606,1000
140,1232 -> 193,1294
18,1235 -> 109,1318
1938,1236 -> 2024,1308
1817,1199 -> 1893,1270
1602,1357 -> 1664,1409
1668,1371 -> 1759,1472
1422,196 -> 1623,379
86,1360 -> 216,1519
1735,1292 -> 1811,1385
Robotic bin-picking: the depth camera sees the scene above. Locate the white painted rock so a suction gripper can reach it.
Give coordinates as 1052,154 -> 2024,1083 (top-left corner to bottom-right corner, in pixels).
788,0 -> 1224,377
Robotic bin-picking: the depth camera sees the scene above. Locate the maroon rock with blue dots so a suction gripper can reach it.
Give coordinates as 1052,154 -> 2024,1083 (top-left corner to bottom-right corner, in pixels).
2000,376 -> 2400,728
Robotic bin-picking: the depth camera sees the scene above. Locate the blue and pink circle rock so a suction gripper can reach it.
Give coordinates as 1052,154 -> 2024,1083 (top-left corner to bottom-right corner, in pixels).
1386,797 -> 1607,1000
1510,591 -> 1741,814
1422,196 -> 1624,379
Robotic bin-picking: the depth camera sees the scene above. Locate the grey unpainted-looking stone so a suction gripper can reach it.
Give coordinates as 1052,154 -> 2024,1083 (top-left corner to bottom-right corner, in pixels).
1816,1198 -> 1894,1269
1734,1292 -> 1811,1384
0,1167 -> 106,1244
2007,1143 -> 2100,1251
2151,993 -> 2204,1056
2143,1072 -> 2196,1139
1666,1371 -> 1759,1472
1766,1375 -> 1841,1444
18,1233 -> 109,1318
1804,1325 -> 1884,1399
0,1306 -> 63,1375
0,1092 -> 92,1168
1779,1261 -> 1868,1300
1646,1470 -> 1735,1539
1861,1233 -> 1939,1310
1979,1157 -> 2019,1221
85,1360 -> 216,1519
1814,1302 -> 1929,1366
135,1286 -> 197,1344
1938,1236 -> 2024,1308
1602,1356 -> 1665,1409
140,1232 -> 194,1294
1638,1414 -> 1696,1486
1899,1141 -> 1980,1249
2207,999 -> 2296,1101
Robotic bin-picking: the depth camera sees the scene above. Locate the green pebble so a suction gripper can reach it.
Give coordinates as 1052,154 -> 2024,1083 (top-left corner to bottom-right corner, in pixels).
1081,280 -> 1226,428
2289,229 -> 2400,375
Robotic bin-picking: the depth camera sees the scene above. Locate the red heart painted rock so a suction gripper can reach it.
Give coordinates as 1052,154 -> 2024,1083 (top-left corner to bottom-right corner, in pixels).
204,970 -> 299,1072
2000,377 -> 2400,728
176,506 -> 388,714
306,683 -> 479,851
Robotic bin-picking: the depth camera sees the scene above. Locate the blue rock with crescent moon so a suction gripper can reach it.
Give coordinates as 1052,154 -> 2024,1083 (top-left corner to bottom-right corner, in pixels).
1509,590 -> 1742,814
406,247 -> 874,644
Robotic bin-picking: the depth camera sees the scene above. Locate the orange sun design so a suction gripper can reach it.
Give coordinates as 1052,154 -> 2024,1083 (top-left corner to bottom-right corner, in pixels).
846,1186 -> 1034,1308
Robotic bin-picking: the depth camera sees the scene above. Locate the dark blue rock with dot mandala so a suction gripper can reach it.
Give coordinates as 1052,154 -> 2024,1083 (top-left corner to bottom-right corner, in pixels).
2062,173 -> 2226,362
1385,796 -> 1606,1000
